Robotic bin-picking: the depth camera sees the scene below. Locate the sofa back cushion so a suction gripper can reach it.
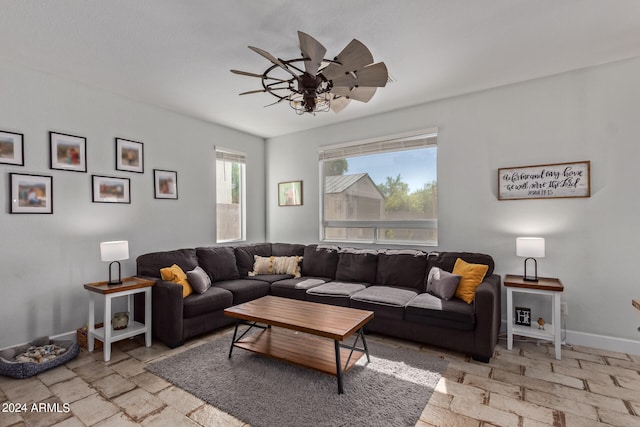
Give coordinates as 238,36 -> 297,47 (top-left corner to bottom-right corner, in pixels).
335,248 -> 379,284
234,243 -> 272,277
427,251 -> 495,277
136,248 -> 198,278
196,246 -> 240,282
301,244 -> 340,279
376,249 -> 427,291
271,243 -> 305,257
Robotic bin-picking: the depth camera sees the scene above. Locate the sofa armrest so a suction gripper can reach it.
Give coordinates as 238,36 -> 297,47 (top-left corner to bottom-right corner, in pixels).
151,279 -> 185,348
472,274 -> 502,360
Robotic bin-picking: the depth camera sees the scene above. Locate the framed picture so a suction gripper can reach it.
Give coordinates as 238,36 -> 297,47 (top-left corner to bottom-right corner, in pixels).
10,173 -> 53,214
0,130 -> 24,166
498,161 -> 590,200
92,175 -> 130,204
154,169 -> 178,199
50,131 -> 87,172
278,180 -> 303,206
515,307 -> 531,327
115,138 -> 144,173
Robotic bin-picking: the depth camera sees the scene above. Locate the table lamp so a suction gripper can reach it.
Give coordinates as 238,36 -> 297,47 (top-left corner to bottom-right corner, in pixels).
100,240 -> 129,285
516,237 -> 545,282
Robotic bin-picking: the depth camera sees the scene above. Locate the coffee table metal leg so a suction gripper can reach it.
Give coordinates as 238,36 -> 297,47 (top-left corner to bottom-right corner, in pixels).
359,328 -> 370,362
228,321 -> 240,358
334,339 -> 344,394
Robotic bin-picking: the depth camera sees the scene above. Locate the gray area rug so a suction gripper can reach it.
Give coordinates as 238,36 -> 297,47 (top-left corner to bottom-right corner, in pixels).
146,331 -> 447,427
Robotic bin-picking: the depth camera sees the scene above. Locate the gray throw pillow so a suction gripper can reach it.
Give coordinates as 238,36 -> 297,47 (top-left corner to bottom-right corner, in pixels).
426,267 -> 461,300
187,266 -> 211,294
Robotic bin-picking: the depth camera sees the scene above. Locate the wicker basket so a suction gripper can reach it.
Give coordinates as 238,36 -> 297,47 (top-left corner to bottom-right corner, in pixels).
76,324 -> 103,350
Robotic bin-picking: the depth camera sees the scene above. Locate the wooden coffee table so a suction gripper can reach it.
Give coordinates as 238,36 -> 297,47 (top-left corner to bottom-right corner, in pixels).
224,295 -> 374,394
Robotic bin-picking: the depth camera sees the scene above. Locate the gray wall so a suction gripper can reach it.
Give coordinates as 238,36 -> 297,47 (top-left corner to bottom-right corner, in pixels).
0,61 -> 265,348
266,57 -> 640,352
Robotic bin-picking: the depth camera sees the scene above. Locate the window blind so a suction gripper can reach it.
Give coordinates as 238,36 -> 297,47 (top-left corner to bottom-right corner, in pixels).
215,147 -> 246,164
318,129 -> 437,161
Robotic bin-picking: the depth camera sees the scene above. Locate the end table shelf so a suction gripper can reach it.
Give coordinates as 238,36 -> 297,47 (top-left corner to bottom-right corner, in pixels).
505,274 -> 564,360
84,277 -> 154,362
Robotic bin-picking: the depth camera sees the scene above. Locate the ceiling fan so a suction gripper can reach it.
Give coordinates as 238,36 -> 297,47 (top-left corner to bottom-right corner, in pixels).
231,31 -> 388,115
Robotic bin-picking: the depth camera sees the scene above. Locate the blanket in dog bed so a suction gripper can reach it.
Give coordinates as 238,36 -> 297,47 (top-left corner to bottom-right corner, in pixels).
0,336 -> 79,379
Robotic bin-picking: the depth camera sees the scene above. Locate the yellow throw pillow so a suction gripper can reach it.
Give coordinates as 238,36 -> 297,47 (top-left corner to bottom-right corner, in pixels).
160,264 -> 193,298
249,255 -> 302,278
452,258 -> 489,304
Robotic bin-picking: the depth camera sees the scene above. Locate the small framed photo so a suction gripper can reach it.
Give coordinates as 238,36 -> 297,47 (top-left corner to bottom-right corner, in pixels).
10,173 -> 53,214
92,175 -> 130,204
50,131 -> 87,172
515,307 -> 532,327
0,130 -> 24,166
154,169 -> 178,199
115,138 -> 144,173
278,180 -> 303,206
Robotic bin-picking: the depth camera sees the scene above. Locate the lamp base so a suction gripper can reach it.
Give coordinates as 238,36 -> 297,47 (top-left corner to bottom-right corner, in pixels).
522,276 -> 539,282
107,280 -> 123,286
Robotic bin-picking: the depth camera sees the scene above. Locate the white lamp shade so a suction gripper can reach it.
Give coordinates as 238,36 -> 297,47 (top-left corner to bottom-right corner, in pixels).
100,241 -> 129,262
516,237 -> 545,258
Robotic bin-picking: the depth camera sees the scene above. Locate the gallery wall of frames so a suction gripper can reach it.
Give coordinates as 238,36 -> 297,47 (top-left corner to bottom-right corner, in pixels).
0,130 -> 178,214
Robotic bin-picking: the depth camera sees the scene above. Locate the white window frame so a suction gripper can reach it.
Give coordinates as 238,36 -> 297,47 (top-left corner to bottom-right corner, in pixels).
215,146 -> 246,243
318,128 -> 438,246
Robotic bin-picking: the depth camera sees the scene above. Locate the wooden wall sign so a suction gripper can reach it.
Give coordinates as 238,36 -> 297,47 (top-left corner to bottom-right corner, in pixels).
498,161 -> 590,200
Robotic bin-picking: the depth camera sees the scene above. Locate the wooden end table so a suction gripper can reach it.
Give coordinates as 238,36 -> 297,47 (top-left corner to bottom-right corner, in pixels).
84,277 -> 154,362
505,274 -> 564,360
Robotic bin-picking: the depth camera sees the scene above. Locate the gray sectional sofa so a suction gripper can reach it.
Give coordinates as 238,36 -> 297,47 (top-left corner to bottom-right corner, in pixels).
135,242 -> 501,362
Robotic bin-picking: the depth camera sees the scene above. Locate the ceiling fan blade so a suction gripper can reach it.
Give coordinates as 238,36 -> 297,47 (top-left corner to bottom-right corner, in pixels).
321,39 -> 374,80
298,31 -> 326,76
329,96 -> 351,113
352,62 -> 388,87
239,89 -> 271,95
248,46 -> 298,78
264,96 -> 290,107
231,69 -> 290,82
331,62 -> 388,88
231,69 -> 264,78
330,86 -> 377,103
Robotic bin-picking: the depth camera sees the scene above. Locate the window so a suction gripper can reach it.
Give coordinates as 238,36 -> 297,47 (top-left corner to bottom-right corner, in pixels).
319,129 -> 438,245
216,147 -> 246,242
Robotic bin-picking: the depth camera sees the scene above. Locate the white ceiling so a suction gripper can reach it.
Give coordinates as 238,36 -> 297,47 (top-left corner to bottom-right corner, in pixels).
1,1 -> 640,139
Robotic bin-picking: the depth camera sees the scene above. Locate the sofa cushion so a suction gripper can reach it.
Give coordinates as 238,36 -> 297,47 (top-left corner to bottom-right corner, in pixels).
271,243 -> 305,257
453,258 -> 489,304
196,247 -> 239,282
234,243 -> 272,277
182,286 -> 233,319
405,293 -> 475,330
186,266 -> 212,294
160,264 -> 193,298
301,244 -> 340,279
349,286 -> 418,320
306,282 -> 367,297
376,249 -> 427,291
136,248 -> 198,278
270,277 -> 328,300
335,248 -> 378,284
426,267 -> 461,301
212,279 -> 270,304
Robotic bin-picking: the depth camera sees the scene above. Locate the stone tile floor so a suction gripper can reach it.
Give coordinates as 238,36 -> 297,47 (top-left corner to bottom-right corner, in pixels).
1,328 -> 638,426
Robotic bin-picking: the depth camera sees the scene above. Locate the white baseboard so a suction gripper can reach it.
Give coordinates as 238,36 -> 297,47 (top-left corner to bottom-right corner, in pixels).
0,330 -> 77,352
501,320 -> 640,356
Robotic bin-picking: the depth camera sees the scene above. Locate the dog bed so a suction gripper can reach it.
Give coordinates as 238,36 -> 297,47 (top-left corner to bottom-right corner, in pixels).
0,336 -> 79,379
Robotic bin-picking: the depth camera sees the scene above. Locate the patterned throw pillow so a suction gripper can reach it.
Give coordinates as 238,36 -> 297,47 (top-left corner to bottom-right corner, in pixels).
249,255 -> 302,278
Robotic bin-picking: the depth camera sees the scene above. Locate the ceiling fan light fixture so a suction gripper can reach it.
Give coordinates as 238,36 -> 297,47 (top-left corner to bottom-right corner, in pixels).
232,31 -> 387,115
